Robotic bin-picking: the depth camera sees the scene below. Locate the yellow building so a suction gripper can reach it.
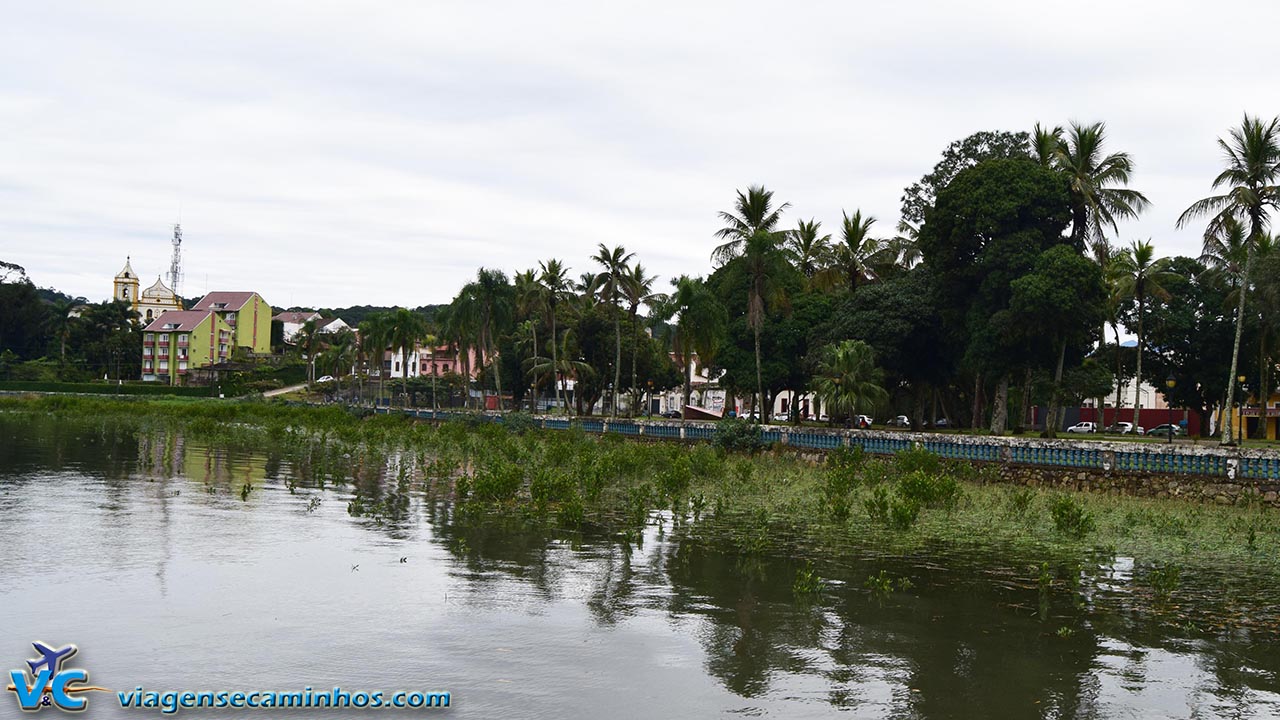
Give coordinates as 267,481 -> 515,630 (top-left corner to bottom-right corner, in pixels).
191,292 -> 273,355
1232,391 -> 1280,441
142,310 -> 234,385
113,257 -> 183,323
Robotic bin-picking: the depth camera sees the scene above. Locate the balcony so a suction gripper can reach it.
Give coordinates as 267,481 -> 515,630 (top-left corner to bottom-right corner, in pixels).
177,340 -> 189,348
143,339 -> 154,347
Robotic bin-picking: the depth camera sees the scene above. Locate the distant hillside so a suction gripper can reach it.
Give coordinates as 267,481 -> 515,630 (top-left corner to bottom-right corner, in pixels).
272,304 -> 447,327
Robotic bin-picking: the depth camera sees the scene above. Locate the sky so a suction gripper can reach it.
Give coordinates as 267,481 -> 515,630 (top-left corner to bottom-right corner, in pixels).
3,1 -> 1278,309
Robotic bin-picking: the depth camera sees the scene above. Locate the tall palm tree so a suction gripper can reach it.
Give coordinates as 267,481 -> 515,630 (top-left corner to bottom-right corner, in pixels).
784,219 -> 832,282
1177,114 -> 1280,444
592,244 -> 635,417
623,263 -> 658,415
818,209 -> 890,293
741,231 -> 789,421
654,275 -> 726,412
812,340 -> 889,422
1054,121 -> 1150,250
387,307 -> 426,406
1112,240 -> 1178,433
464,268 -> 515,412
358,312 -> 391,405
298,319 -> 321,384
712,185 -> 790,266
514,269 -> 544,411
538,259 -> 572,413
887,220 -> 923,270
321,329 -> 357,396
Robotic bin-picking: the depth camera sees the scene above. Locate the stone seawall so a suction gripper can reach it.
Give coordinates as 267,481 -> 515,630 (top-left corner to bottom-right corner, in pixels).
991,463 -> 1280,507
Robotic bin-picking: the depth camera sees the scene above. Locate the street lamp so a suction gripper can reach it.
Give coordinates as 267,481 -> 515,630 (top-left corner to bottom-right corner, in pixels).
646,380 -> 653,418
1164,374 -> 1176,443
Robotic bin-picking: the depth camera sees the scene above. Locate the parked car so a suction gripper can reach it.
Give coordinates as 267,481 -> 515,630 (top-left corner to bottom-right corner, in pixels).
1105,422 -> 1145,435
1148,423 -> 1184,437
659,410 -> 681,419
1066,421 -> 1097,434
930,418 -> 949,428
774,411 -> 790,423
855,414 -> 873,429
315,375 -> 335,383
891,415 -> 910,427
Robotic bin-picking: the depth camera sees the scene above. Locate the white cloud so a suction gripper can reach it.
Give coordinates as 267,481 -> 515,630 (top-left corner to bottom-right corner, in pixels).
2,0 -> 1278,308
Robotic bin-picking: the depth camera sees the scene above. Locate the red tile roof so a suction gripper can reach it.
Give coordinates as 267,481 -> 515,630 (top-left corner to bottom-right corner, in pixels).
193,292 -> 259,311
143,310 -> 216,332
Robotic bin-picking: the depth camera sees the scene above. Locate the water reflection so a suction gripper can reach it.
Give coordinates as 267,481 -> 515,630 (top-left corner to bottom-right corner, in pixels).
1,414 -> 1278,719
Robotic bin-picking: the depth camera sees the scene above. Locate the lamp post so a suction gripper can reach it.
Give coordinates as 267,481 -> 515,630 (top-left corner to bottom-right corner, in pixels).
646,380 -> 653,418
1164,374 -> 1176,443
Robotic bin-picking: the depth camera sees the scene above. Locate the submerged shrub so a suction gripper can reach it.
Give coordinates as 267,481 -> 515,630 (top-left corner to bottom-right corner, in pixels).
501,411 -> 537,435
713,419 -> 764,453
896,470 -> 959,509
1050,495 -> 1096,539
893,447 -> 942,476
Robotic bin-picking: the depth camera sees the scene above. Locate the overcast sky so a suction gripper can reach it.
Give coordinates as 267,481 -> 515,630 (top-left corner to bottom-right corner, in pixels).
3,1 -> 1277,309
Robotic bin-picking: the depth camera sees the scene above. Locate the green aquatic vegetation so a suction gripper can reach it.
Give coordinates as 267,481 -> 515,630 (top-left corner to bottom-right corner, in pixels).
793,561 -> 826,597
1051,495 -> 1096,539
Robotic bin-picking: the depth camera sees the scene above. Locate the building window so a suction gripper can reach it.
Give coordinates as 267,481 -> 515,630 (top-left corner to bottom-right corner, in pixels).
178,334 -> 187,343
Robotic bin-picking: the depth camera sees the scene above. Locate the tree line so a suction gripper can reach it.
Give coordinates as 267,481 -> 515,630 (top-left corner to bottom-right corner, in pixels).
3,116 -> 1277,446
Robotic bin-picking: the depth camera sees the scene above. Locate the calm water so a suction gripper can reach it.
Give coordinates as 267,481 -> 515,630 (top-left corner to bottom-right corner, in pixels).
2,415 -> 1279,719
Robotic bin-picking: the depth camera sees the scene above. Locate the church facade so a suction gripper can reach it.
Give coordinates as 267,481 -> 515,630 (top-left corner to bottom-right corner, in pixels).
113,257 -> 184,323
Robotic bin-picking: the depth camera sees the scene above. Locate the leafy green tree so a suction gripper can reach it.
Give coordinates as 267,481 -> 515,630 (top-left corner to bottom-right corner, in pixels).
592,244 -> 634,416
358,311 -> 392,403
1111,240 -> 1178,432
1177,114 -> 1280,444
1007,245 -> 1107,435
1126,256 -> 1239,435
900,130 -> 1031,225
461,268 -> 515,411
812,340 -> 889,422
654,275 -> 727,412
0,273 -> 50,361
917,157 -> 1073,428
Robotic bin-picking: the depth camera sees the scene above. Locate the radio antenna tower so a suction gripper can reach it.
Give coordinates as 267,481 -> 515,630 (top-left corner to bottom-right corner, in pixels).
168,224 -> 183,298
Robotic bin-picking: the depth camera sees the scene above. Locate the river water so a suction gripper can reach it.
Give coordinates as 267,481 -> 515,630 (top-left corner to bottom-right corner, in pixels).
2,415 -> 1279,719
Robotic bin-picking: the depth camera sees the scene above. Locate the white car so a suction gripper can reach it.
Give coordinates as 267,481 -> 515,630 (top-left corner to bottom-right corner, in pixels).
1106,422 -> 1145,435
856,414 -> 873,428
315,375 -> 335,383
1066,421 -> 1097,434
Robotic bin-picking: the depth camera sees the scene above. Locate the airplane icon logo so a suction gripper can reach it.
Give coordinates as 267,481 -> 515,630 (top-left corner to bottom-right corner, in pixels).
7,642 -> 108,713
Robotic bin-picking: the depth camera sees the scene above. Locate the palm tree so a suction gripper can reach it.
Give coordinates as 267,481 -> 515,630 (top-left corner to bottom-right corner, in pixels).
887,220 -> 923,270
358,312 -> 392,405
1054,121 -> 1150,250
514,269 -> 544,411
812,340 -> 889,422
784,219 -> 832,282
1177,114 -> 1280,444
741,231 -> 788,421
654,275 -> 726,413
712,185 -> 790,266
592,244 -> 635,417
464,268 -> 515,412
1111,240 -> 1178,433
538,259 -> 572,413
818,209 -> 890,293
623,263 -> 658,415
1032,122 -> 1063,166
321,329 -> 357,396
298,319 -> 321,384
386,307 -> 426,406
